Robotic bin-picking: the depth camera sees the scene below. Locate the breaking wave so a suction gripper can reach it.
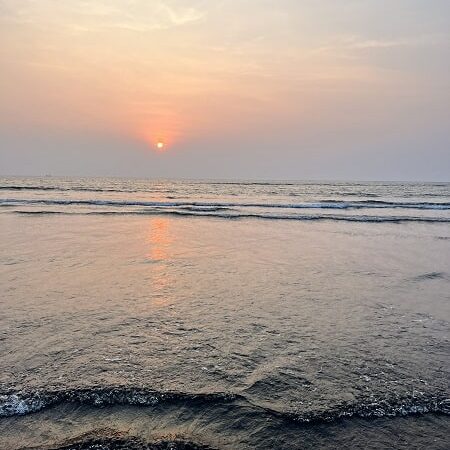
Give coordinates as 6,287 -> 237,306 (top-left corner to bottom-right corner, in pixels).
1,198 -> 449,210
0,387 -> 238,418
10,209 -> 450,223
1,386 -> 448,424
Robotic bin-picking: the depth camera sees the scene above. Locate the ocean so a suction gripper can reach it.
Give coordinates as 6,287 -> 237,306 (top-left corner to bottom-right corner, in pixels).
0,177 -> 449,449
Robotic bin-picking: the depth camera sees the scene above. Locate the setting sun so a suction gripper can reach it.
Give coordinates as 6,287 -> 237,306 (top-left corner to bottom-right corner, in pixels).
157,142 -> 164,150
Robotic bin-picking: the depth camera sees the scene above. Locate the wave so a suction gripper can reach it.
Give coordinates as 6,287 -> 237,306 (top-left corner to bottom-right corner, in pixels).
0,182 -> 311,191
284,396 -> 450,424
1,386 -> 448,424
2,198 -> 450,210
412,272 -> 449,282
0,185 -> 131,193
0,388 -> 238,418
11,209 -> 450,223
25,429 -> 215,450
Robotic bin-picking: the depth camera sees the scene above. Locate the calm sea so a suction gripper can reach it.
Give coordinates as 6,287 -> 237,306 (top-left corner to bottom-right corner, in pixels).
0,177 -> 449,449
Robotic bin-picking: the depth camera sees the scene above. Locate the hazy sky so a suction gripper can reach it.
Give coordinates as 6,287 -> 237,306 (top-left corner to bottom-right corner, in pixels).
1,0 -> 449,180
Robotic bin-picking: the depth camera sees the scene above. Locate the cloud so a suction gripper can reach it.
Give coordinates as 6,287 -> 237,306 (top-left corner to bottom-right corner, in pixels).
346,35 -> 447,50
0,0 -> 206,31
157,2 -> 205,27
313,34 -> 448,54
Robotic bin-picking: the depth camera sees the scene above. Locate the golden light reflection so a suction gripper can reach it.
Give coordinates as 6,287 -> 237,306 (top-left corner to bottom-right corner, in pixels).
147,217 -> 172,259
146,217 -> 174,307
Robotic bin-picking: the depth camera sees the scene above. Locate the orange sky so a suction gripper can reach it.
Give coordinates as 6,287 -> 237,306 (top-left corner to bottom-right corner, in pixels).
0,1 -> 449,179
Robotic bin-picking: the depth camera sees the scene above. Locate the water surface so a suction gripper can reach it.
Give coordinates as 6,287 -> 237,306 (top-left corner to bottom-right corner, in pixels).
0,178 -> 449,449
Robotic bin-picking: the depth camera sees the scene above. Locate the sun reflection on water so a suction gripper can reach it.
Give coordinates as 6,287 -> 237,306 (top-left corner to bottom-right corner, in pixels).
146,217 -> 174,307
147,217 -> 172,261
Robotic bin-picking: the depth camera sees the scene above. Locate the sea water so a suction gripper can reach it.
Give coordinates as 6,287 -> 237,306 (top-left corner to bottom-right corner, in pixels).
0,177 -> 449,449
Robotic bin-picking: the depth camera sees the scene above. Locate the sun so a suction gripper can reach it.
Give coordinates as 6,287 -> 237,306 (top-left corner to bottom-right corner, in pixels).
156,141 -> 164,150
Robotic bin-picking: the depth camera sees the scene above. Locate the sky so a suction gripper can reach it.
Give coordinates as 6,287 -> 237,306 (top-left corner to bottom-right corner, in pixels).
0,0 -> 449,180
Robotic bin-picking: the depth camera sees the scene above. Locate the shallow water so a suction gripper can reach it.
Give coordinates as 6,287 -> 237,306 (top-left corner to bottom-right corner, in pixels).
0,178 -> 449,449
